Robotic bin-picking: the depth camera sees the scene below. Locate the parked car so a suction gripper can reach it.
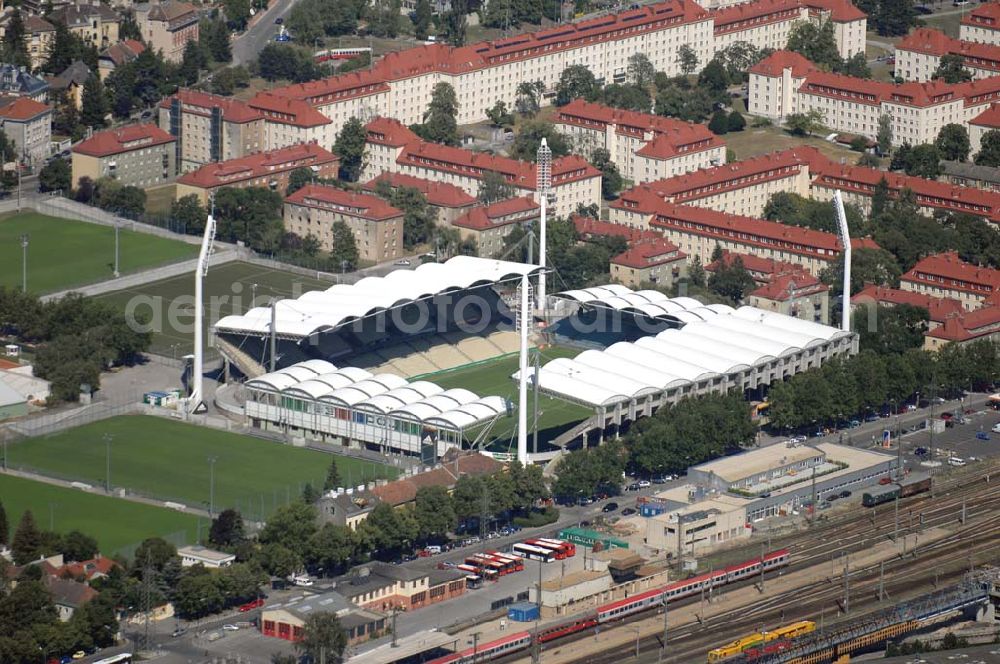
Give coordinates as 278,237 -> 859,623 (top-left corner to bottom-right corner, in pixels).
914,447 -> 929,456
577,496 -> 593,505
239,598 -> 265,612
622,507 -> 637,516
602,502 -> 619,513
172,627 -> 187,637
915,4 -> 933,12
637,479 -> 651,488
625,482 -> 641,491
940,412 -> 954,421
223,624 -> 240,631
840,490 -> 851,498
394,259 -> 411,266
275,16 -> 283,23
992,423 -> 1000,433
579,520 -> 592,528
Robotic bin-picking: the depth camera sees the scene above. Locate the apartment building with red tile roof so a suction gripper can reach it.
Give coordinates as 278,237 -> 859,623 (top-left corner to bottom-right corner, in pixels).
900,251 -> 1000,310
705,250 -> 830,322
175,143 -> 339,204
363,172 -> 476,226
573,215 -> 661,243
961,2 -> 1000,45
897,28 -> 1000,82
158,89 -> 265,172
555,99 -> 726,184
283,184 -> 403,263
452,196 -> 539,256
610,237 -> 687,289
72,124 -> 176,189
362,117 -> 600,219
851,284 -> 965,328
923,302 -> 1000,349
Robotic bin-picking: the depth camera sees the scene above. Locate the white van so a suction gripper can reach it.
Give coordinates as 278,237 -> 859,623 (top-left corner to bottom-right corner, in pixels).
948,457 -> 966,467
292,575 -> 313,587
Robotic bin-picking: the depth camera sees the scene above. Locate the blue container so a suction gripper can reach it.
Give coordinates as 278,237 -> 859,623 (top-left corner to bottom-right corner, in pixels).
508,601 -> 540,622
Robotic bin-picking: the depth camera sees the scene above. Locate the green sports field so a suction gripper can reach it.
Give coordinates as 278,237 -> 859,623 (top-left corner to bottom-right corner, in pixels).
0,473 -> 201,556
95,261 -> 332,356
0,212 -> 197,294
6,416 -> 397,520
424,346 -> 591,453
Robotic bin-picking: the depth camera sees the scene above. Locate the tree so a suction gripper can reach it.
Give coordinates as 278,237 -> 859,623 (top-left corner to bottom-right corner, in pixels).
510,121 -> 570,161
786,109 -> 825,136
418,82 -> 459,146
170,194 -> 207,234
485,100 -> 514,128
327,220 -> 359,272
413,0 -> 433,40
708,109 -> 729,135
931,53 -> 971,84
61,531 -> 98,562
904,143 -> 942,178
837,52 -> 872,78
728,111 -> 746,132
385,185 -> 436,249
80,73 -> 109,129
2,10 -> 30,69
627,53 -> 656,88
307,524 -> 355,575
367,0 -> 403,38
43,22 -> 94,75
934,123 -> 970,162
259,502 -> 318,552
209,509 -> 245,548
600,84 -> 652,112
873,0 -> 917,36
698,59 -> 729,96
302,483 -> 321,504
676,44 -> 699,75
654,80 -> 713,123
555,65 -> 599,106
514,80 -> 545,117
333,117 -> 367,181
877,114 -> 893,156
507,461 -> 548,512
133,537 -> 177,571
552,441 -> 627,499
858,152 -> 881,167
223,0 -> 252,30
0,501 -> 7,548
787,20 -> 841,69
708,255 -> 756,303
591,148 -> 623,199
11,510 -> 43,565
180,39 -> 207,86
286,167 -> 313,196
441,2 -> 468,46
975,129 -> 1000,167
414,486 -> 455,540
257,44 -> 322,83
296,612 -> 348,663
478,171 -> 515,205
322,458 -> 341,492
854,303 -> 929,354
204,19 -> 232,63
260,543 -> 300,578
38,158 -> 70,193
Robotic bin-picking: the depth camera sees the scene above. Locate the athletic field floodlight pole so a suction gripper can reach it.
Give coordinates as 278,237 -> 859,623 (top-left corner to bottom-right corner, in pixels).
517,273 -> 530,465
20,233 -> 29,293
832,191 -> 851,332
188,209 -> 216,415
536,138 -> 551,314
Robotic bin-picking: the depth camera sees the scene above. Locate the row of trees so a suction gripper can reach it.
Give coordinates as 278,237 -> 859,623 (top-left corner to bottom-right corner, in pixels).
786,21 -> 872,78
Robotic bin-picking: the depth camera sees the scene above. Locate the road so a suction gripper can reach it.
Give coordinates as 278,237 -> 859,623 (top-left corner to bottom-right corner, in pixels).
231,0 -> 305,66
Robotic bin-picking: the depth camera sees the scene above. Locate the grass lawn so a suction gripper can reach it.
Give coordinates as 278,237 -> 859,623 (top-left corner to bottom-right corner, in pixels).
6,415 -> 397,520
0,473 -> 201,556
0,212 -> 198,294
922,11 -> 964,37
94,261 -> 332,356
421,345 -> 591,453
724,126 -> 858,163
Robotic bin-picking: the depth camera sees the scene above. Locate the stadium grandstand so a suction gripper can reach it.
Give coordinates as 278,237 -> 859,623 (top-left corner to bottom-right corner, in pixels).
242,360 -> 508,459
521,286 -> 857,446
213,256 -> 542,379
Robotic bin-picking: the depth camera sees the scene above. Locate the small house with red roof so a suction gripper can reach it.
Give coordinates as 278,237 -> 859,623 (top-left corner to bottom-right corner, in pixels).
555,100 -> 726,184
706,251 -> 830,323
452,196 -> 539,257
610,237 -> 687,288
72,123 -> 176,189
851,284 -> 965,334
175,143 -> 339,204
283,184 -> 403,263
923,300 -> 1000,350
961,2 -> 1000,45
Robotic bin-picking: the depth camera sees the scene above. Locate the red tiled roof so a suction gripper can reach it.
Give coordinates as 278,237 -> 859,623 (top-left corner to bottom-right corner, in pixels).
852,285 -> 965,323
362,172 -> 476,208
371,452 -> 500,505
556,100 -> 722,158
803,0 -> 867,22
962,2 -> 1000,28
712,0 -> 804,34
177,143 -> 339,189
160,88 -> 262,124
899,28 -> 1000,74
57,556 -> 119,581
971,101 -> 1000,128
73,123 -> 175,158
372,479 -> 418,506
285,184 -> 403,220
925,304 -> 1000,341
750,50 -> 818,78
452,196 -> 539,230
611,237 -> 685,268
898,27 -> 957,56
901,251 -> 1000,296
248,93 -> 332,128
365,117 -> 420,147
101,39 -> 145,67
0,96 -> 50,121
573,215 -> 661,242
706,250 -> 805,277
751,271 -> 828,301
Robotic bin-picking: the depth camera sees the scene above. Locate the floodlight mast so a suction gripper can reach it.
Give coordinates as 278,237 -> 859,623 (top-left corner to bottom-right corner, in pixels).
188,211 -> 216,415
516,274 -> 530,465
536,138 -> 551,314
832,191 -> 851,333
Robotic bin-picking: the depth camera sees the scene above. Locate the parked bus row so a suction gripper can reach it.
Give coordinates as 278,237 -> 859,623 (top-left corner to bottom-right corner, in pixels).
512,538 -> 576,563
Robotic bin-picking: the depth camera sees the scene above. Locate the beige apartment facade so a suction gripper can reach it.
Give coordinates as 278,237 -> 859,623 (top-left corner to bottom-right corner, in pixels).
136,0 -> 198,63
72,124 -> 176,188
159,89 -> 266,172
960,4 -> 1000,46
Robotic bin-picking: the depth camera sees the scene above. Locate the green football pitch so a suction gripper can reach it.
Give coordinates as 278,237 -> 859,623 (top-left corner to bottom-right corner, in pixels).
0,473 -> 202,556
6,416 -> 397,520
0,212 -> 197,294
95,261 -> 332,356
423,345 -> 591,453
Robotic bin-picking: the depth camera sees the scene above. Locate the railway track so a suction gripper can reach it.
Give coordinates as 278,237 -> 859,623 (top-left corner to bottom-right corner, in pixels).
517,465 -> 1000,664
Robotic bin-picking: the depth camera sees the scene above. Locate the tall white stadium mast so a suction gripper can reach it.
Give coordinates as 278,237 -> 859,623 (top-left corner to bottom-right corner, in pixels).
536,138 -> 551,314
516,273 -> 531,465
832,191 -> 851,333
188,209 -> 216,414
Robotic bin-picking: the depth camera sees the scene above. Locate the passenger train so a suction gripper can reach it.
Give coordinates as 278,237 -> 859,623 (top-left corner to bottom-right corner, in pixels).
427,549 -> 791,664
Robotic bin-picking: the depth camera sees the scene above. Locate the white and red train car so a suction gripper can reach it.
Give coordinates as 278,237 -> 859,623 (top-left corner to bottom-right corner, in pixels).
426,548 -> 791,663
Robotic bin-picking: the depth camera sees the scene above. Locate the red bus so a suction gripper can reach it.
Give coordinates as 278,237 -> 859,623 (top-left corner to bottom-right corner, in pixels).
526,539 -> 568,560
458,562 -> 497,582
486,552 -> 523,574
535,538 -> 576,558
466,555 -> 506,577
512,543 -> 555,563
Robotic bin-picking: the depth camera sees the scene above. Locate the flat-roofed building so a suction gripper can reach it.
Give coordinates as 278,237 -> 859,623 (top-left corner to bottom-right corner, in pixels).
555,99 -> 726,183
177,545 -> 235,568
283,184 -> 403,263
452,196 -> 539,257
72,123 -> 176,188
159,89 -> 265,172
900,251 -> 1000,310
645,491 -> 750,555
262,590 -> 386,645
175,143 -> 340,204
688,443 -> 825,493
